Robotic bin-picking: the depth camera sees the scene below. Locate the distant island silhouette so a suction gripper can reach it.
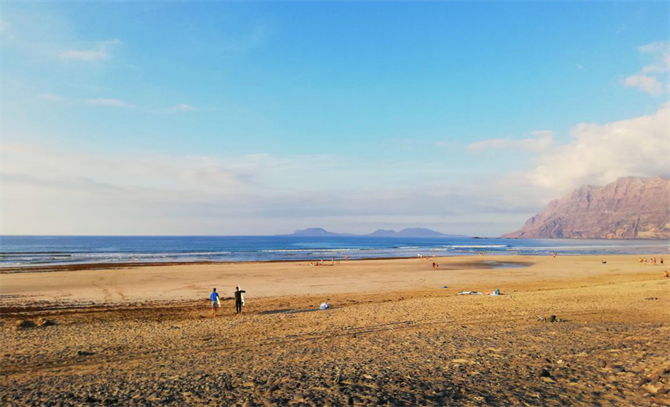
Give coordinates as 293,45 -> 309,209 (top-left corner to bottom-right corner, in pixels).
279,227 -> 467,238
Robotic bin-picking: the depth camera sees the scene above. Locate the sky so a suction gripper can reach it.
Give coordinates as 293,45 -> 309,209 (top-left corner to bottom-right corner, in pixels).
1,1 -> 669,236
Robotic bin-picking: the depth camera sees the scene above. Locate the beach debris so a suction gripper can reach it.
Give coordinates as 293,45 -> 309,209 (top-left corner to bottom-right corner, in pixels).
649,362 -> 670,381
458,289 -> 501,296
442,286 -> 448,289
601,261 -> 607,264
319,302 -> 331,310
642,382 -> 663,395
35,317 -> 55,327
13,320 -> 35,330
77,351 -> 96,356
537,315 -> 564,323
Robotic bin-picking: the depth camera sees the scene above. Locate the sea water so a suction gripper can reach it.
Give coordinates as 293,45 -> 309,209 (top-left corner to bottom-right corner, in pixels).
0,235 -> 667,268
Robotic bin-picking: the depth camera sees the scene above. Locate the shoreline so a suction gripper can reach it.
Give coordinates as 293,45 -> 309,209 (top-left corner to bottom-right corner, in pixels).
0,255 -> 537,274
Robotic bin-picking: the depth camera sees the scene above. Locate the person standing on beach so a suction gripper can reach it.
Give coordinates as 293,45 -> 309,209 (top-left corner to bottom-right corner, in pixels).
234,286 -> 246,315
210,288 -> 221,317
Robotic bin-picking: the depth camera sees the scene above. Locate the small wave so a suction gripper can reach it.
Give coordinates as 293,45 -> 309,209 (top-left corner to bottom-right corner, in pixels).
447,245 -> 508,249
259,248 -> 360,253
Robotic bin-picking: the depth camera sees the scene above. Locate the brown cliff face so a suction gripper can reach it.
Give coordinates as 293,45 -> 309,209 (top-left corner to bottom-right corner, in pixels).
502,176 -> 670,239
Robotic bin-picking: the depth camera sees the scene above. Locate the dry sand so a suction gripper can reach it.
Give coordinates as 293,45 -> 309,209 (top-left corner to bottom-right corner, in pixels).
1,254 -> 669,406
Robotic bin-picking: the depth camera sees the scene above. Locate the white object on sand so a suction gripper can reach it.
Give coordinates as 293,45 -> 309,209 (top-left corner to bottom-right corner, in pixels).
319,302 -> 330,310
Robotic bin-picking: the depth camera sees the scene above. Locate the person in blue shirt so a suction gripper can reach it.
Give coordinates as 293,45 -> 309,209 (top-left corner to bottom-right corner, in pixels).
209,288 -> 220,316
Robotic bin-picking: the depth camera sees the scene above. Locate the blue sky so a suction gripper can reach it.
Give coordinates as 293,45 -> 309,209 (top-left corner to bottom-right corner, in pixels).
2,1 -> 669,235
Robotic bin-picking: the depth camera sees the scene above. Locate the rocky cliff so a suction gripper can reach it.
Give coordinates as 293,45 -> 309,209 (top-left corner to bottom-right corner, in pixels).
502,176 -> 670,239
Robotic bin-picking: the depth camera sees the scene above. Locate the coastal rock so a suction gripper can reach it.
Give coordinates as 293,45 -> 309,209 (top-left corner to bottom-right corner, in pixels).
502,176 -> 670,239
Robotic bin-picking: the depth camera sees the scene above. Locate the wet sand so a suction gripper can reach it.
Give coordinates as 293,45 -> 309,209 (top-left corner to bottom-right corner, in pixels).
1,255 -> 669,406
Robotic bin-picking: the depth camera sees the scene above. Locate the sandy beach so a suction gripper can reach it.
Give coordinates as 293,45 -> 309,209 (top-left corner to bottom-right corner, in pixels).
1,254 -> 669,406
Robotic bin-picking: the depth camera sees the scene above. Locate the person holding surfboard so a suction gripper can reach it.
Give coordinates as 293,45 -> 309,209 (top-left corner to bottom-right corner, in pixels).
210,288 -> 221,316
234,286 -> 246,314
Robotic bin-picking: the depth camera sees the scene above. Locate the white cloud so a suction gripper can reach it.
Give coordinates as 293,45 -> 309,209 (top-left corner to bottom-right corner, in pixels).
171,103 -> 197,112
60,39 -> 120,62
639,41 -> 669,54
524,103 -> 669,191
0,141 -> 544,235
467,130 -> 554,153
624,74 -> 664,95
86,98 -> 133,108
624,41 -> 669,96
60,49 -> 108,61
4,103 -> 668,235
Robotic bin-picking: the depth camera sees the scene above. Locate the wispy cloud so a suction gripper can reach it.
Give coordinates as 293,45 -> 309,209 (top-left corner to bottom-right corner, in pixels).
0,18 -> 9,34
60,49 -> 108,61
86,98 -> 133,108
467,130 -> 554,153
1,141 -> 546,235
170,103 -> 197,112
221,24 -> 268,52
35,93 -> 65,102
60,39 -> 120,62
624,41 -> 669,95
433,140 -> 459,148
623,74 -> 663,95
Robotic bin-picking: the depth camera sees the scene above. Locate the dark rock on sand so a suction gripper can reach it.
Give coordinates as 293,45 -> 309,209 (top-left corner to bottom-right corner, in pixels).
14,320 -> 35,330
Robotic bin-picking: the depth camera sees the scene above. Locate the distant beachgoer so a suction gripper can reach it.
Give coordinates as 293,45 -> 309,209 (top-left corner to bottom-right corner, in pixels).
639,257 -> 644,263
432,262 -> 436,269
664,270 -> 669,278
552,252 -> 557,258
661,257 -> 664,265
210,288 -> 220,316
435,263 -> 439,270
345,254 -> 349,261
234,286 -> 246,314
418,254 -> 423,258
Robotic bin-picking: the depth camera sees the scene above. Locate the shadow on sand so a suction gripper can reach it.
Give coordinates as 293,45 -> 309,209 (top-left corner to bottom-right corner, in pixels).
258,308 -> 326,315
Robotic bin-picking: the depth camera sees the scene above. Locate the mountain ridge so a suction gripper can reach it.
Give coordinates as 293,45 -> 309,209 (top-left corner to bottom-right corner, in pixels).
502,176 -> 670,239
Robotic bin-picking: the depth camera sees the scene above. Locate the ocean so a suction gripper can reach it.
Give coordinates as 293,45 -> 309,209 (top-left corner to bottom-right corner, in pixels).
1,235 -> 668,268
